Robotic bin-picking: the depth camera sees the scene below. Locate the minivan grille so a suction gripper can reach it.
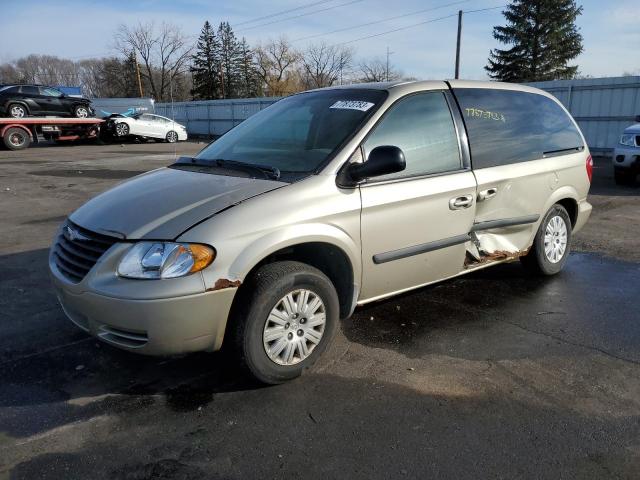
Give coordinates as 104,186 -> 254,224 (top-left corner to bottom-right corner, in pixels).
52,221 -> 118,283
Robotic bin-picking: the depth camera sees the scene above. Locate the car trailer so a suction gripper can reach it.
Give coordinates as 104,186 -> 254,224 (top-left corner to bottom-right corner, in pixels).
0,117 -> 104,151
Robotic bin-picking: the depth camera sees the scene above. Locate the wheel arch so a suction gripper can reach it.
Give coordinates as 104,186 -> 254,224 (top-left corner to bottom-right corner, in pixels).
6,101 -> 30,115
225,230 -> 360,320
541,186 -> 580,228
0,124 -> 33,140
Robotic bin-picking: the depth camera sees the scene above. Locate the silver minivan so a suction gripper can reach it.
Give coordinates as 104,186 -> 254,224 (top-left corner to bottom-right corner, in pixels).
50,80 -> 592,383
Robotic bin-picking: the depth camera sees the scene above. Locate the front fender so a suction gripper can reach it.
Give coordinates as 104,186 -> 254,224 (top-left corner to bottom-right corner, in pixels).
199,223 -> 362,291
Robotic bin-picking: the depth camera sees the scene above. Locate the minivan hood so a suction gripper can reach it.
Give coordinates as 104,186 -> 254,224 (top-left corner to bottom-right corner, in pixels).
624,123 -> 640,134
70,167 -> 286,239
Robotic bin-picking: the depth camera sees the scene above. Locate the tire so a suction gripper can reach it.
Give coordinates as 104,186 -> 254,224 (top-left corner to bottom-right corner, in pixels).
115,122 -> 129,137
614,168 -> 637,187
521,204 -> 572,276
8,103 -> 27,118
74,105 -> 90,118
3,127 -> 31,150
166,130 -> 178,143
229,261 -> 339,384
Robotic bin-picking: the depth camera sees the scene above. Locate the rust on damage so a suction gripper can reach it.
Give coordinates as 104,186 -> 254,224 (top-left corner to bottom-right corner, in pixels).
464,248 -> 530,268
208,278 -> 242,291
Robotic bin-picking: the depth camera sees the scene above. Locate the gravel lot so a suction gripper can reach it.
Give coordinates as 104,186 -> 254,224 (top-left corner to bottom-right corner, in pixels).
1,143 -> 639,479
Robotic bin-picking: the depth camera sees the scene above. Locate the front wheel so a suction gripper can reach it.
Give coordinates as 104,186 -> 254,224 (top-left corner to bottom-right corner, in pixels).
521,204 -> 572,275
165,130 -> 178,143
115,122 -> 129,137
614,168 -> 636,186
74,105 -> 90,118
230,261 -> 339,384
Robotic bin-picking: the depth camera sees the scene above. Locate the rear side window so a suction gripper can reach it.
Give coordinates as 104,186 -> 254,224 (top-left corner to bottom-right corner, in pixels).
40,87 -> 63,97
453,88 -> 584,169
363,91 -> 461,181
21,86 -> 39,95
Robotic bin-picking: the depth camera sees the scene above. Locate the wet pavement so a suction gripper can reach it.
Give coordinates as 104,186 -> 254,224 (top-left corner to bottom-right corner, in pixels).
1,144 -> 639,479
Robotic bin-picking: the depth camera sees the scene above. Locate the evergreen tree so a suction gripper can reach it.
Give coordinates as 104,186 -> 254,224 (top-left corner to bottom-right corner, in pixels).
237,38 -> 260,98
486,0 -> 583,82
190,21 -> 220,99
217,22 -> 243,98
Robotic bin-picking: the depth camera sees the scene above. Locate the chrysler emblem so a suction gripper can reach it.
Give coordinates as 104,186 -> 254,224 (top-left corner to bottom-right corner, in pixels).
64,225 -> 88,242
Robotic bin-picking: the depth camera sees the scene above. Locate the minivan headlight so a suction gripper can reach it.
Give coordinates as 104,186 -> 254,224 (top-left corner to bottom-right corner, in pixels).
620,134 -> 636,147
117,242 -> 215,279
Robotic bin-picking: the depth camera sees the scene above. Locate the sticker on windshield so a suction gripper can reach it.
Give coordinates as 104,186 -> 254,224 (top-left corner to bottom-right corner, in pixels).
330,100 -> 375,112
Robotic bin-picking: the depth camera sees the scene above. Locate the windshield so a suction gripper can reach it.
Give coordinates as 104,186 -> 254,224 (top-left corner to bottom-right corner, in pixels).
195,89 -> 387,174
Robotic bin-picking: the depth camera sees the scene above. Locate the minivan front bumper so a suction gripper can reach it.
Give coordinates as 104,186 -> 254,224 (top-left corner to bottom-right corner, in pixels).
50,261 -> 237,356
613,146 -> 640,170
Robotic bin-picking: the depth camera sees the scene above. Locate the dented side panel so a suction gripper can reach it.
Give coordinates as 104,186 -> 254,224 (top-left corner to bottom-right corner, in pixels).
471,152 -> 587,255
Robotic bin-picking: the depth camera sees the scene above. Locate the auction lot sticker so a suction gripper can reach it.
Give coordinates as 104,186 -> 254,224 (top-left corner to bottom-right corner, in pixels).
330,100 -> 375,112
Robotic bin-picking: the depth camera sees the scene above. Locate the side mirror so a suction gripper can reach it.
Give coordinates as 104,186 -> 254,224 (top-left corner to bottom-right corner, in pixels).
635,115 -> 640,123
347,145 -> 406,183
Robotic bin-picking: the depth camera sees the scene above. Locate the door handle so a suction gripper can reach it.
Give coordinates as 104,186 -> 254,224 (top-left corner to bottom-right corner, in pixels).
449,194 -> 474,210
478,187 -> 498,201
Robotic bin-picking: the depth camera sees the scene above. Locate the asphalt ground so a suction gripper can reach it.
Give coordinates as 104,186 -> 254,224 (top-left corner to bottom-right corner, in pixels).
1,142 -> 639,479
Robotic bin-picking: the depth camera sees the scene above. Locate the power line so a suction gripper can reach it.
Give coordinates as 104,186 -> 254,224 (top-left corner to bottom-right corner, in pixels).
336,13 -> 457,45
335,4 -> 505,46
465,4 -> 506,14
293,0 -> 473,42
238,0 -> 364,33
234,0 -> 338,27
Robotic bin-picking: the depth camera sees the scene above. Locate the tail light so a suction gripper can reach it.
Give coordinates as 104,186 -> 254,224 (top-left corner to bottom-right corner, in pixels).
586,155 -> 593,183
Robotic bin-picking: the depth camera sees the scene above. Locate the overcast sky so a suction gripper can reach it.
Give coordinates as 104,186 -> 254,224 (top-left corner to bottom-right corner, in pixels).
0,0 -> 638,80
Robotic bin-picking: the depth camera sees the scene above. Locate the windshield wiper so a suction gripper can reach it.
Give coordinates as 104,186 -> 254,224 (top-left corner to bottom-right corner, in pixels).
173,157 -> 280,180
214,159 -> 281,180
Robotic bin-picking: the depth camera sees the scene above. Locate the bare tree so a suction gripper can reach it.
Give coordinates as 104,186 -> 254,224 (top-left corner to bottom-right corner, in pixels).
357,56 -> 401,83
255,37 -> 301,96
300,42 -> 353,89
114,22 -> 192,101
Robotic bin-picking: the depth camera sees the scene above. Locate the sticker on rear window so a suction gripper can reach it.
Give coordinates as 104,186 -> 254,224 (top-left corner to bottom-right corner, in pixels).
330,100 -> 375,112
465,107 -> 506,123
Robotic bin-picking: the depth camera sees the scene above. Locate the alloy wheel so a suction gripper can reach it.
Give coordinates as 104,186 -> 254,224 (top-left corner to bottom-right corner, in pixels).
10,105 -> 25,118
75,106 -> 89,118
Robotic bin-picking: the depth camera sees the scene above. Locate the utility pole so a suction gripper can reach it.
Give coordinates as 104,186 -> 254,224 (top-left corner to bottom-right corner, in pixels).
455,10 -> 463,79
386,46 -> 394,82
134,51 -> 144,97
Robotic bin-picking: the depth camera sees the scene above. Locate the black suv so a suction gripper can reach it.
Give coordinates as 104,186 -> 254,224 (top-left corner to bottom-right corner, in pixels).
0,84 -> 94,118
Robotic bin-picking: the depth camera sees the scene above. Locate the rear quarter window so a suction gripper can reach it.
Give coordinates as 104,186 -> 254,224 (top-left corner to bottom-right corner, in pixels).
453,88 -> 584,169
20,86 -> 39,95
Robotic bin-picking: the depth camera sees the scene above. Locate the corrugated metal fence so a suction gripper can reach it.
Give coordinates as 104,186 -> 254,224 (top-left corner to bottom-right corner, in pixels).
156,76 -> 640,154
155,97 -> 279,138
527,76 -> 640,154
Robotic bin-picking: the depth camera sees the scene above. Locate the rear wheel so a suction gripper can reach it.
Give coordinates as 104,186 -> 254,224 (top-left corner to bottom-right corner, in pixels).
74,105 -> 90,118
230,261 -> 339,384
166,130 -> 178,143
3,127 -> 31,150
521,204 -> 572,276
8,104 -> 27,118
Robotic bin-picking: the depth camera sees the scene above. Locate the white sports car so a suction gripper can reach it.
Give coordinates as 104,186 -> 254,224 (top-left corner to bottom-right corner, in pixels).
111,113 -> 188,143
